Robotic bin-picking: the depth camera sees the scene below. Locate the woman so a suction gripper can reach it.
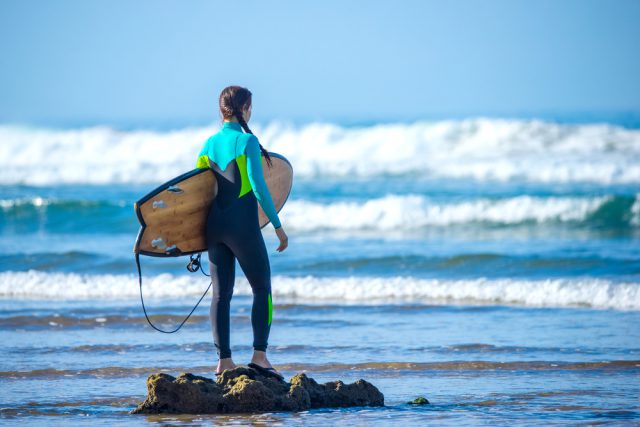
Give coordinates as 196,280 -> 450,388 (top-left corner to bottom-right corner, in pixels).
196,85 -> 288,381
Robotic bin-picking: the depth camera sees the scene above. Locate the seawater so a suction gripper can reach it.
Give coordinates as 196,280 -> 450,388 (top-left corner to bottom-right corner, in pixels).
0,117 -> 639,425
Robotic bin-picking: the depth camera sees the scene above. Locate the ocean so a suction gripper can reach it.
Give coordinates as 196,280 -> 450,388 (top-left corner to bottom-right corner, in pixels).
0,117 -> 639,425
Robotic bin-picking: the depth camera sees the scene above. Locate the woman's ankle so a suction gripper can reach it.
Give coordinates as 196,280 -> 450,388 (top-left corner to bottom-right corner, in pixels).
251,353 -> 276,369
251,350 -> 268,362
218,357 -> 235,368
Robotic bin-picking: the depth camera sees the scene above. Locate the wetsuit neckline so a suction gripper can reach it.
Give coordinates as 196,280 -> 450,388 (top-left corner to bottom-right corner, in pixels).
222,121 -> 243,131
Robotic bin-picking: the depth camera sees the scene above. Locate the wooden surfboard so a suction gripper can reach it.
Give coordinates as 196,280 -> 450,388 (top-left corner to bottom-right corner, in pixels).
133,152 -> 293,257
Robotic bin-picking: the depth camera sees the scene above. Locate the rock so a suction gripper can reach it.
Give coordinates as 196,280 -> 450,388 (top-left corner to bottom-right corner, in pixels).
289,372 -> 383,409
132,366 -> 384,414
408,396 -> 430,405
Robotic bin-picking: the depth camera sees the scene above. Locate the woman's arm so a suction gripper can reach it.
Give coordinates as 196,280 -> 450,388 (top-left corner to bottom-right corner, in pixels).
245,135 -> 282,229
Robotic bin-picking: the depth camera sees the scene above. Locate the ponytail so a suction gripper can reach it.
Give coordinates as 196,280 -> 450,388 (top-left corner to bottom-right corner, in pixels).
234,110 -> 273,168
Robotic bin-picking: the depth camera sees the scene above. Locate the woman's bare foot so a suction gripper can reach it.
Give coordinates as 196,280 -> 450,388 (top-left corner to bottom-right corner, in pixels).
250,350 -> 283,377
216,357 -> 237,375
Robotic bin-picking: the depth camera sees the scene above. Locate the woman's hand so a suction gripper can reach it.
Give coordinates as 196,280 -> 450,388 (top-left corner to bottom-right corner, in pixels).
275,226 -> 288,252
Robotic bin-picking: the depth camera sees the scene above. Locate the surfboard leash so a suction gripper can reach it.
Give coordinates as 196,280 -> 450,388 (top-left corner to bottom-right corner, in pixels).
136,252 -> 212,333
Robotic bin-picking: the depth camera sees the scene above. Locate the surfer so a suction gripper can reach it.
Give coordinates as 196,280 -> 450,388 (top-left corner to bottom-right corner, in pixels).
196,86 -> 288,381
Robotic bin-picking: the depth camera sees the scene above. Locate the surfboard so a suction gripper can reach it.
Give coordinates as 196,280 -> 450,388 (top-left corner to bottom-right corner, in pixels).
133,152 -> 293,257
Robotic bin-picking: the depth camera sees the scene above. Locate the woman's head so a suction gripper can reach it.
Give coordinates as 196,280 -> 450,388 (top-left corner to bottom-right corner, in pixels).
218,85 -> 272,166
219,85 -> 252,122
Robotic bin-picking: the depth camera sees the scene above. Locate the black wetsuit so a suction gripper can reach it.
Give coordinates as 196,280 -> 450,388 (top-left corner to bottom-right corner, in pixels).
197,121 -> 281,359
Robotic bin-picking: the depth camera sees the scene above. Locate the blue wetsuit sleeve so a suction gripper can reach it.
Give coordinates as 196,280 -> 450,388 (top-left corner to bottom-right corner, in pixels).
245,135 -> 282,229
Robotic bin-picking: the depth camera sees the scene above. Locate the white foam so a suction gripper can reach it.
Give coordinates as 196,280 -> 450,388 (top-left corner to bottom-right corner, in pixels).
0,271 -> 638,310
1,118 -> 639,185
0,125 -> 213,186
280,194 -> 619,230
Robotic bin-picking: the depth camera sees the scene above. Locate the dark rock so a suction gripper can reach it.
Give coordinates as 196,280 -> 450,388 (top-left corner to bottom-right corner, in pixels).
132,366 -> 384,414
290,373 -> 383,409
408,396 -> 430,405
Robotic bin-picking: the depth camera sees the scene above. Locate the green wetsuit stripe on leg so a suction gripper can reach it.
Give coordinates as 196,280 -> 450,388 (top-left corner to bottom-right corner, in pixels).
268,293 -> 272,326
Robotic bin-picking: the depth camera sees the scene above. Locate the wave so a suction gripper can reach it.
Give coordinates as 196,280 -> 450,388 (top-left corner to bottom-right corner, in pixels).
2,194 -> 638,230
283,194 -> 640,230
1,118 -> 639,185
0,271 -> 638,310
0,197 -> 127,218
0,196 -> 133,235
0,197 -> 126,210
2,251 -> 638,281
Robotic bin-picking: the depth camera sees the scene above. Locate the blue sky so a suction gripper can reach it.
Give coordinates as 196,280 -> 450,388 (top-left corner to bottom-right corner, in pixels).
1,0 -> 639,127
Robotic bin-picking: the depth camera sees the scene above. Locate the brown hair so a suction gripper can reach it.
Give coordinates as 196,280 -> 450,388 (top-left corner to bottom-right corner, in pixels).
219,85 -> 272,167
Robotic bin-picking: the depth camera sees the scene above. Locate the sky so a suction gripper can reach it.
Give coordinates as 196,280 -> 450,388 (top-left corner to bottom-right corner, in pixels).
1,0 -> 639,128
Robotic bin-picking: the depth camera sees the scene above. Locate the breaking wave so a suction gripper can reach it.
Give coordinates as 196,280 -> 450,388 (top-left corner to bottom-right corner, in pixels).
2,194 -> 638,231
1,118 -> 639,185
0,271 -> 638,310
282,194 -> 640,230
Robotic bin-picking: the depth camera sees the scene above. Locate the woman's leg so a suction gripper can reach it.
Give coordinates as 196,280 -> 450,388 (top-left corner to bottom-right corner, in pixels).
231,233 -> 282,376
227,229 -> 272,354
208,241 -> 236,360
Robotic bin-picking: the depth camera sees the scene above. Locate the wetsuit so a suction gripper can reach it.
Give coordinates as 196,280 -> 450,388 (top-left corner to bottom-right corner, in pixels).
196,121 -> 281,359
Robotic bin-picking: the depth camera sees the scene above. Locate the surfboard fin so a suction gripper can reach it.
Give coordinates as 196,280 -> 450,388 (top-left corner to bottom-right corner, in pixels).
165,245 -> 182,256
167,185 -> 184,194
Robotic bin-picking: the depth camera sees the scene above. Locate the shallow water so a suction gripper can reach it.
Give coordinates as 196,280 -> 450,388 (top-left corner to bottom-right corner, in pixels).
1,297 -> 639,425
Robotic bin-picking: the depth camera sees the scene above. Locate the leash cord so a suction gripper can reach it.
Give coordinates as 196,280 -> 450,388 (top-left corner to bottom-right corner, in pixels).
136,252 -> 211,333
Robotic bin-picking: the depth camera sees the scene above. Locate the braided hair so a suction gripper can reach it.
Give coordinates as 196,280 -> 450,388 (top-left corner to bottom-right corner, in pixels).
219,86 -> 273,167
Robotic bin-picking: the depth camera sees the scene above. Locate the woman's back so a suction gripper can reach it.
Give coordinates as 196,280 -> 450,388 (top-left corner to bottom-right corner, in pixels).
197,121 -> 258,211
